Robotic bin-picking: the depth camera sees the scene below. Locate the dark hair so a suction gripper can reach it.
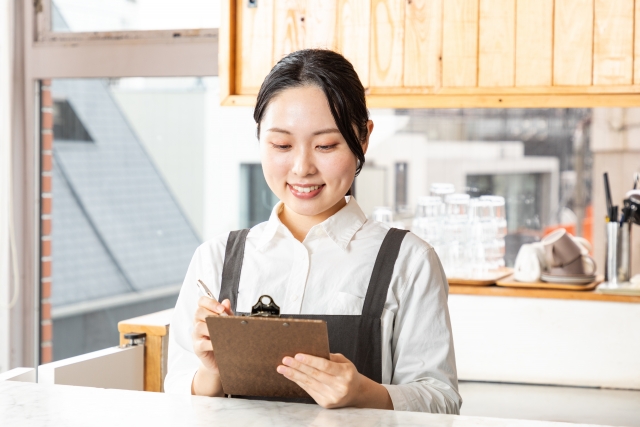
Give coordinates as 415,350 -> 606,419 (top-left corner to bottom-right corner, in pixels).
253,49 -> 369,176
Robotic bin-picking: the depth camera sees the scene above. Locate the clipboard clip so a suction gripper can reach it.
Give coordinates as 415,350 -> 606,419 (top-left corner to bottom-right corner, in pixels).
250,295 -> 281,317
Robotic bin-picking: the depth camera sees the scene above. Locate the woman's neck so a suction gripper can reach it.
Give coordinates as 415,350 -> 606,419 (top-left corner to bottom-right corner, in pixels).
279,198 -> 347,242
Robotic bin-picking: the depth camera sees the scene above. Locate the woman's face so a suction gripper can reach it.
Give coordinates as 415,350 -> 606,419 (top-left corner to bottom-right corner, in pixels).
259,85 -> 370,218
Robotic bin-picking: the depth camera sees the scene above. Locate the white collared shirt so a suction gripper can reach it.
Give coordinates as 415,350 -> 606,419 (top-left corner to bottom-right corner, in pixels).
165,197 -> 461,413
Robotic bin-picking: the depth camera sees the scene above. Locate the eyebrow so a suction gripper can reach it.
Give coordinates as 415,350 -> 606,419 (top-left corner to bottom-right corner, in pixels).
266,127 -> 341,136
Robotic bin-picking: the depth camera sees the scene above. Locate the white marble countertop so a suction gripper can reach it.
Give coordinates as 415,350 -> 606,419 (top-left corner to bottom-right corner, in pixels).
0,381 -> 607,427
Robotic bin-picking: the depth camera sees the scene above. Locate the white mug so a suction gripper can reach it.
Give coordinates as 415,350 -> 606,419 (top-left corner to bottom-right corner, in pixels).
513,243 -> 545,283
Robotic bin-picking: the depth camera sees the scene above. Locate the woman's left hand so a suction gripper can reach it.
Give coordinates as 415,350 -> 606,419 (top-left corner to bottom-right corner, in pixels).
277,353 -> 393,409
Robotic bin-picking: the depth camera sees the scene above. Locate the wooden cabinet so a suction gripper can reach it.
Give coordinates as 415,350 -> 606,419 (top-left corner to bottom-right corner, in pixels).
221,0 -> 640,107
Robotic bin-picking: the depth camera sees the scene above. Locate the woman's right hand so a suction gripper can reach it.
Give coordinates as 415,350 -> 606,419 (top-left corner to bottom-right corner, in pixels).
191,296 -> 233,395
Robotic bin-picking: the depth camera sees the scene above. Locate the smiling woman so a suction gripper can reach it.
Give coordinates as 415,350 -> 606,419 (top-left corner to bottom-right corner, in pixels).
165,49 -> 461,414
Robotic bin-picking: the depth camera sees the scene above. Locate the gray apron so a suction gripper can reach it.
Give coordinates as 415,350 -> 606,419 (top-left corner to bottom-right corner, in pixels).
218,227 -> 408,402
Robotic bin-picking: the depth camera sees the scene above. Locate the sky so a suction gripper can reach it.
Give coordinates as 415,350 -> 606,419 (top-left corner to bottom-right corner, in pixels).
53,0 -> 220,32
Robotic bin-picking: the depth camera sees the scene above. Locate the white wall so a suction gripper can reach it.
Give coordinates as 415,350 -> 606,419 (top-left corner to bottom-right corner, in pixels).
203,80 -> 261,241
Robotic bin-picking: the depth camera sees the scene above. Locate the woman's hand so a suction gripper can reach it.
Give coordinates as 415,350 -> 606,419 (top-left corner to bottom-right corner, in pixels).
277,353 -> 394,410
191,296 -> 233,396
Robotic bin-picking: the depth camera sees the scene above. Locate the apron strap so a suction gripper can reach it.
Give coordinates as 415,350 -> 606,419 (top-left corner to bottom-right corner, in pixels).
361,228 -> 409,319
219,229 -> 250,312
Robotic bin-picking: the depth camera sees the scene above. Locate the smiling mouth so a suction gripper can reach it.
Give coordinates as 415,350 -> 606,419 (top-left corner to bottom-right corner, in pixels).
288,184 -> 325,199
291,184 -> 322,193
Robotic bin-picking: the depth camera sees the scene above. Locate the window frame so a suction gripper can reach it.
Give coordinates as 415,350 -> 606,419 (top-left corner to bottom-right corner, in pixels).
11,0 -> 220,367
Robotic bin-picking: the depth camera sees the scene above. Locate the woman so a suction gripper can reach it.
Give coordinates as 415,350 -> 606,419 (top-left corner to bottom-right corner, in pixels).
165,49 -> 461,413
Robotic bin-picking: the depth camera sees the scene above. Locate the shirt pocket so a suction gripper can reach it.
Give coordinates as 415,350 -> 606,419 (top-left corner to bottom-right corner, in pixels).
329,292 -> 364,315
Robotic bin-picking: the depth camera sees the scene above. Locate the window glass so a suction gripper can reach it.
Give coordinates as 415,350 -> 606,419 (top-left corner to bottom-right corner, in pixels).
51,0 -> 219,32
48,77 -> 213,360
358,108 -> 593,268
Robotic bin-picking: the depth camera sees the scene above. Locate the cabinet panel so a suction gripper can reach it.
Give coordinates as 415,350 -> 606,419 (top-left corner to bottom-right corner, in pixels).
515,0 -> 553,87
593,0 -> 633,85
236,0 -> 275,93
337,0 -> 371,87
273,0 -> 306,64
404,0 -> 442,88
553,0 -> 594,86
223,0 -> 640,107
478,0 -> 515,87
442,0 -> 479,87
635,2 -> 640,84
370,0 -> 405,87
306,0 -> 338,50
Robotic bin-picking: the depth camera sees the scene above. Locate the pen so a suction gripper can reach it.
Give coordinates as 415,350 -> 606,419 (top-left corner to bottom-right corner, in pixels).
197,279 -> 231,316
196,279 -> 214,299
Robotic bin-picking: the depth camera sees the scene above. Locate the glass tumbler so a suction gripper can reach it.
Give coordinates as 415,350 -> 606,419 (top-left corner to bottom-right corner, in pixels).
372,206 -> 394,224
412,196 -> 444,247
430,183 -> 456,201
444,193 -> 471,277
479,195 -> 507,268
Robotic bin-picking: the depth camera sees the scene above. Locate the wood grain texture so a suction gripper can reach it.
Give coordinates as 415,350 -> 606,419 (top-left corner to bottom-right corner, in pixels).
225,93 -> 640,108
273,0 -> 306,63
306,0 -> 338,50
478,0 -> 515,87
236,0 -> 274,93
449,284 -> 640,303
515,0 -> 553,86
593,0 -> 634,85
635,1 -> 640,84
442,0 -> 479,87
553,0 -> 594,85
370,0 -> 405,87
119,309 -> 172,392
337,0 -> 371,87
219,0 -> 235,101
404,0 -> 442,87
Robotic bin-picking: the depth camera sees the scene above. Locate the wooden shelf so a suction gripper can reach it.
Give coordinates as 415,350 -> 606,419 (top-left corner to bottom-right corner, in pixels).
449,285 -> 640,304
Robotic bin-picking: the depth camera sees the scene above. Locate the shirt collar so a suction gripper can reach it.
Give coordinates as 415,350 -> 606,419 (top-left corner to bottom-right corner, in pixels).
256,197 -> 367,252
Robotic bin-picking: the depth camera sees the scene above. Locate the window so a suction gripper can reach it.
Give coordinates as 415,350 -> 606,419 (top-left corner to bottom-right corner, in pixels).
46,77 -> 212,360
359,108 -> 592,267
51,0 -> 220,32
239,164 -> 279,229
26,0 -> 218,365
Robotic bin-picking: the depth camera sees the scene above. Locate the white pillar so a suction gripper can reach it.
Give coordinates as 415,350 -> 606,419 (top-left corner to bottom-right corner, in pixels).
0,0 -> 15,374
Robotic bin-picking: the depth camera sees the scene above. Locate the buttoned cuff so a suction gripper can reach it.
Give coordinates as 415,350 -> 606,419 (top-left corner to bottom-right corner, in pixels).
381,384 -> 410,411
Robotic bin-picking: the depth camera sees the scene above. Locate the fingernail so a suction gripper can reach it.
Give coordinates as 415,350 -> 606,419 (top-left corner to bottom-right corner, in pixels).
283,357 -> 292,365
215,305 -> 224,313
295,354 -> 304,362
277,366 -> 285,374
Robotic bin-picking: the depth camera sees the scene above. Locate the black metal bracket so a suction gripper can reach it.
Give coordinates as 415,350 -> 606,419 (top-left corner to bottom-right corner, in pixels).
250,295 -> 280,317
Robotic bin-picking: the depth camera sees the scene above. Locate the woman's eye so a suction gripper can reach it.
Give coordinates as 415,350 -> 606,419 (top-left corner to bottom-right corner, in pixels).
271,143 -> 291,150
317,144 -> 338,151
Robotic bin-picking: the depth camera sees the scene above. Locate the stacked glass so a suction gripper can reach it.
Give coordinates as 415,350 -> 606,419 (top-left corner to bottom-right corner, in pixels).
430,183 -> 455,200
411,185 -> 507,278
442,193 -> 471,277
479,195 -> 507,269
411,196 -> 445,256
372,206 -> 394,224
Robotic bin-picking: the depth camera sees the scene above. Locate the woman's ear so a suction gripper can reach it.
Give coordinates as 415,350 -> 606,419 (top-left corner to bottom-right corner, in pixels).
362,120 -> 374,155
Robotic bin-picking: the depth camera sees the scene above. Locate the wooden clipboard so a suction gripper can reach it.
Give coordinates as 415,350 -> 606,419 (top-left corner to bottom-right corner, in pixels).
206,315 -> 330,398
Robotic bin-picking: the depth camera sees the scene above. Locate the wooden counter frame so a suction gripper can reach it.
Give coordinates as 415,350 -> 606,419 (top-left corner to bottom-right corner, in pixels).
449,285 -> 640,304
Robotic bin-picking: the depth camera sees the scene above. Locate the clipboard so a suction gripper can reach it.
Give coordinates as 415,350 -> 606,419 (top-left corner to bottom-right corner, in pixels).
205,296 -> 330,398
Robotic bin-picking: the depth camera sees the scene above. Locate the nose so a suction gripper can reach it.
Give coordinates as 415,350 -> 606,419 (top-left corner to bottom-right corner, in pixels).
291,146 -> 317,177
